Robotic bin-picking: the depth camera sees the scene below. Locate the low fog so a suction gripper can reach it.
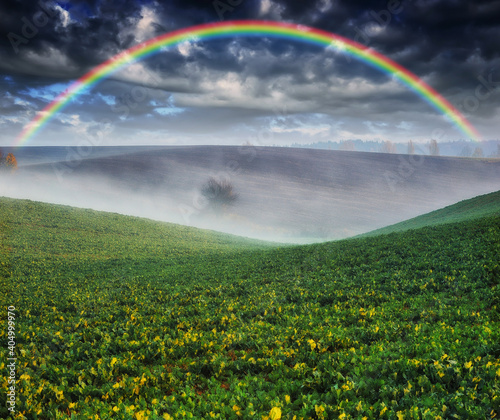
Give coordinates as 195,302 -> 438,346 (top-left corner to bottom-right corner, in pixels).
1,146 -> 500,243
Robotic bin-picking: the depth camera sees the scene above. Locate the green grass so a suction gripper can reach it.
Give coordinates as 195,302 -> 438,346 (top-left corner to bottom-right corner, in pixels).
360,190 -> 500,237
1,197 -> 499,420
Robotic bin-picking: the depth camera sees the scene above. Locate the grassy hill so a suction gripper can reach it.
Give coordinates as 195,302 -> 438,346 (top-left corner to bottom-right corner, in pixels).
361,190 -> 500,237
1,197 -> 499,419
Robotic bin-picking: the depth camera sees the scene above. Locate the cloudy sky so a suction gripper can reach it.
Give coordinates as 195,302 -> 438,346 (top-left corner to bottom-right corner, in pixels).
1,0 -> 499,147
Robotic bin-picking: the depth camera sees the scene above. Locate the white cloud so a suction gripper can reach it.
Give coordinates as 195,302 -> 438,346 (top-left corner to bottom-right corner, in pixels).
271,124 -> 331,136
316,0 -> 333,13
363,121 -> 389,134
118,4 -> 162,45
259,0 -> 285,19
55,5 -> 73,28
14,97 -> 32,107
0,116 -> 23,125
177,41 -> 192,57
336,129 -> 388,141
135,5 -> 161,42
364,22 -> 385,37
177,36 -> 202,57
59,114 -> 82,127
154,107 -> 184,116
260,0 -> 272,15
55,114 -> 108,139
23,47 -> 78,76
397,121 -> 413,130
113,61 -> 164,87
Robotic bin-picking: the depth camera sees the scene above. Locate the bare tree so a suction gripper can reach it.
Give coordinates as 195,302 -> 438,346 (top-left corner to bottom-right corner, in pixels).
201,177 -> 238,214
460,145 -> 472,157
429,139 -> 440,156
407,140 -> 415,155
472,147 -> 484,158
380,140 -> 396,154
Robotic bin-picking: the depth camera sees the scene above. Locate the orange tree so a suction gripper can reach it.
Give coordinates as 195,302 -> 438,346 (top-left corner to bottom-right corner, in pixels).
0,150 -> 18,172
5,153 -> 17,171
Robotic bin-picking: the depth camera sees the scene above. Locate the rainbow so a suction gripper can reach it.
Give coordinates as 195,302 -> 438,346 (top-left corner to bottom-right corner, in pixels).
15,20 -> 481,146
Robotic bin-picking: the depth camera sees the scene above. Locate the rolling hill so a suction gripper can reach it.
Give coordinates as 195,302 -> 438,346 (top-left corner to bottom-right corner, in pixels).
3,146 -> 500,242
361,189 -> 500,237
1,195 -> 499,419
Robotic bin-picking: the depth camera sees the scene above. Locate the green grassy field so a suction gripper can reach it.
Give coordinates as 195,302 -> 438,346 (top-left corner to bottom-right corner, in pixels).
1,196 -> 499,419
360,190 -> 500,237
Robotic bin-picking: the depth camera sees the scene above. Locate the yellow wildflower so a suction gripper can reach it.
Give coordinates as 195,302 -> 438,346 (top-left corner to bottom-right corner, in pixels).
269,407 -> 282,420
315,404 -> 326,418
308,339 -> 316,350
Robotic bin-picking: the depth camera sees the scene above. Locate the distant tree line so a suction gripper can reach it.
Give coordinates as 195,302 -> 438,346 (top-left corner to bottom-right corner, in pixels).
288,139 -> 500,157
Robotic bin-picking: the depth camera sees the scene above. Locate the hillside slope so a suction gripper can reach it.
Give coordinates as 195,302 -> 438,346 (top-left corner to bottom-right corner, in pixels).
3,146 -> 500,241
0,196 -> 273,273
361,189 -> 500,237
1,197 -> 499,419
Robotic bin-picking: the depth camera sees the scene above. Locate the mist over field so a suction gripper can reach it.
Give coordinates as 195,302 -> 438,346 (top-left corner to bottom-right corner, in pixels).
2,146 -> 500,243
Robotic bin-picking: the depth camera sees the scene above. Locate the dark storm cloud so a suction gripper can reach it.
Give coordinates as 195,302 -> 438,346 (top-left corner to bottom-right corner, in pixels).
2,0 -> 498,82
0,0 -> 499,145
1,1 -> 147,78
